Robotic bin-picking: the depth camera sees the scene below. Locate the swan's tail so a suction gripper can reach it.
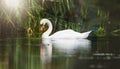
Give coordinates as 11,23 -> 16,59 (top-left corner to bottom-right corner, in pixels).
81,31 -> 92,38
86,31 -> 92,34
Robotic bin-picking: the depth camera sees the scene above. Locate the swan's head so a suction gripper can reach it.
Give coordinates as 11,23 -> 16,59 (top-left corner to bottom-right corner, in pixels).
40,18 -> 48,25
40,18 -> 50,31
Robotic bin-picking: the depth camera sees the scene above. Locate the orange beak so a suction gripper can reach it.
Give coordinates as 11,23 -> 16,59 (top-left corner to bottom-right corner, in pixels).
40,25 -> 45,31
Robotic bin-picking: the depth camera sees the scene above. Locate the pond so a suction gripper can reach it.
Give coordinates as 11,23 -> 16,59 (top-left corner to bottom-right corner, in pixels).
0,36 -> 120,69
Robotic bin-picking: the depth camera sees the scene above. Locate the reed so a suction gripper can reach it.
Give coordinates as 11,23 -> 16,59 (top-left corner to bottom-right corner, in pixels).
0,0 -> 110,37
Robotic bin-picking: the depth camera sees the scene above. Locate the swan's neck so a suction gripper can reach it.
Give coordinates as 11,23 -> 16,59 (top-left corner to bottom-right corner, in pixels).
42,21 -> 52,38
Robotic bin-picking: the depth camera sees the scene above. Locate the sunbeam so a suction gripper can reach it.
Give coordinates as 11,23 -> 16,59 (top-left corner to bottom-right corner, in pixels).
4,0 -> 21,8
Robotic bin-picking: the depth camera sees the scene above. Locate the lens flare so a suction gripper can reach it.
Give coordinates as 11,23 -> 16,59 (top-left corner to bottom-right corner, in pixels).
5,0 -> 20,8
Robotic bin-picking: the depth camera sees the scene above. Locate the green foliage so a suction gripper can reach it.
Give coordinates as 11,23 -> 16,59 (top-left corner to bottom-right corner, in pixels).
94,26 -> 106,37
111,29 -> 120,36
24,0 -> 78,37
0,0 -> 111,37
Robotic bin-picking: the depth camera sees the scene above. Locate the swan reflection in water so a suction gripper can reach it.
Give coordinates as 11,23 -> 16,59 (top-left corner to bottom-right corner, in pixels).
52,39 -> 91,55
40,38 -> 91,64
40,38 -> 52,64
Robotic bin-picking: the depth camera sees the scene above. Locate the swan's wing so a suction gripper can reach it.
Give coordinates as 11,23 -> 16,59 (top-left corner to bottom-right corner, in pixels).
49,29 -> 92,39
49,29 -> 80,39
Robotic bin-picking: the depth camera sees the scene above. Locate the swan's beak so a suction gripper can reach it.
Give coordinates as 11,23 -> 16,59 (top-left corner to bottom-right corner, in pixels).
40,25 -> 45,31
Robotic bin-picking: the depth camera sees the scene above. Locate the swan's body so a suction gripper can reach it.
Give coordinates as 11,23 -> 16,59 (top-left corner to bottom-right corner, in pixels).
40,18 -> 92,39
49,29 -> 91,39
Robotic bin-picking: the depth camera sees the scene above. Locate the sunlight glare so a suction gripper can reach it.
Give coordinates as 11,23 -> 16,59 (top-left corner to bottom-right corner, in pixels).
5,0 -> 20,8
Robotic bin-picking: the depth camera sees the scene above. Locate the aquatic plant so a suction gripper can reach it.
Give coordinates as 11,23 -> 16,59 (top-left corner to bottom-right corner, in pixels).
111,29 -> 120,36
94,26 -> 106,37
22,0 -> 110,37
0,0 -> 111,37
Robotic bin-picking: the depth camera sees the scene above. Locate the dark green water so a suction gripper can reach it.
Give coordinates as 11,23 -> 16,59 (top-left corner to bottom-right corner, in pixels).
0,36 -> 120,69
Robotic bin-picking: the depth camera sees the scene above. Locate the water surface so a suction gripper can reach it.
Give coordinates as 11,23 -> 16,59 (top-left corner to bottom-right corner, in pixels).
0,36 -> 120,69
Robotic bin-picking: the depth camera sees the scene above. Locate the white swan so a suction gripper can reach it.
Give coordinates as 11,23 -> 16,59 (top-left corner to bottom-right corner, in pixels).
40,18 -> 92,39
